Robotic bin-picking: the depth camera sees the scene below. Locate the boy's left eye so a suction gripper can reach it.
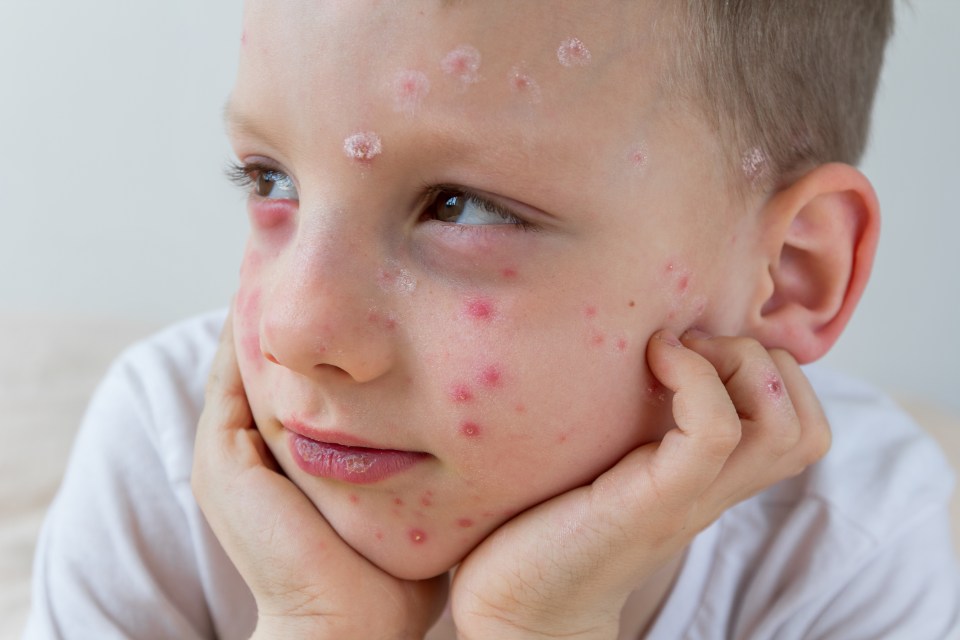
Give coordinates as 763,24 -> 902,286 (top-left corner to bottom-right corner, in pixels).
227,161 -> 299,201
423,188 -> 525,227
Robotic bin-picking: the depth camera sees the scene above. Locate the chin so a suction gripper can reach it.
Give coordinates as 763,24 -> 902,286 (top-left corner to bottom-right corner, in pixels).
351,532 -> 465,581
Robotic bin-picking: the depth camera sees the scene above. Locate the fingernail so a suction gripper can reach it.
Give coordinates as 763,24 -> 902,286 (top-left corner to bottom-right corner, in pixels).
659,330 -> 682,347
682,328 -> 711,341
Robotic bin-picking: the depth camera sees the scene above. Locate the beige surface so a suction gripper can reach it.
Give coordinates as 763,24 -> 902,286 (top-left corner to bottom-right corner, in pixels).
1,314 -> 958,639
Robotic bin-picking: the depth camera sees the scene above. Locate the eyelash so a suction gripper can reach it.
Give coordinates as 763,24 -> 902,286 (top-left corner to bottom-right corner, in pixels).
225,160 -> 290,195
225,160 -> 535,231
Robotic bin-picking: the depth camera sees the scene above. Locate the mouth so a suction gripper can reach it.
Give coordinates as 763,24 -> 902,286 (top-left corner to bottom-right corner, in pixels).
283,421 -> 430,484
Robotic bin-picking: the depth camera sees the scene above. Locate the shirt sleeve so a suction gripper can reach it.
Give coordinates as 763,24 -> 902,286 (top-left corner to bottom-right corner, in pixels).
23,352 -> 216,639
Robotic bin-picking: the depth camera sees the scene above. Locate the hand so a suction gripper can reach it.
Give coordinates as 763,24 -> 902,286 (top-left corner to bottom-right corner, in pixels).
191,309 -> 448,640
449,330 -> 831,640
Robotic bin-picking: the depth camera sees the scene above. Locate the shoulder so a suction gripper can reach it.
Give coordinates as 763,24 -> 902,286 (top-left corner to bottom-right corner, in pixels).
102,309 -> 226,483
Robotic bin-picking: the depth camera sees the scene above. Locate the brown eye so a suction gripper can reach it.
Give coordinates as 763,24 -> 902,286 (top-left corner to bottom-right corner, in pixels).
432,190 -> 466,222
254,170 -> 298,200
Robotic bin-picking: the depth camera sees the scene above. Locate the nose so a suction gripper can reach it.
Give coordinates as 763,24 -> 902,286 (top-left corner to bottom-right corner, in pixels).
259,235 -> 397,384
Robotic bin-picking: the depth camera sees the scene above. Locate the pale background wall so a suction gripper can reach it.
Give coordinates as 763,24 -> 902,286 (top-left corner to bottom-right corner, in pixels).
0,1 -> 957,411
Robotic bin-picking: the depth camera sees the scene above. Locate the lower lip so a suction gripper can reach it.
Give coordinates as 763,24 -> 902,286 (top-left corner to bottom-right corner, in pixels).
287,433 -> 429,484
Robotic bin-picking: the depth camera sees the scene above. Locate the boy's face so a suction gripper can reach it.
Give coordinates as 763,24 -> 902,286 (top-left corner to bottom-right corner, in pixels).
229,0 -> 762,579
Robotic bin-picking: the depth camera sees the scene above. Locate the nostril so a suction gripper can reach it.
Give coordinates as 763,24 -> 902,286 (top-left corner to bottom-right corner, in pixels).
264,351 -> 280,365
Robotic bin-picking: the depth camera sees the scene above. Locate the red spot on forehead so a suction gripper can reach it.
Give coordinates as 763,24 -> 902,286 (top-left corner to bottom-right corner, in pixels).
464,297 -> 496,321
460,421 -> 482,438
409,529 -> 428,544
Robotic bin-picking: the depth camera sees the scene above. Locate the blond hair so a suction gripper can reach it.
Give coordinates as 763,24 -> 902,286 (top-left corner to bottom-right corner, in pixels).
667,0 -> 895,191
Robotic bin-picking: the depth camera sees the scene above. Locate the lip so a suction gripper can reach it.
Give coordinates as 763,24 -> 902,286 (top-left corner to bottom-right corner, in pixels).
283,421 -> 429,484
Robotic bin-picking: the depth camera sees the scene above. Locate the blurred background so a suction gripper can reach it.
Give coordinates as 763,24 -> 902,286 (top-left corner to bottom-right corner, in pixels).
0,0 -> 957,408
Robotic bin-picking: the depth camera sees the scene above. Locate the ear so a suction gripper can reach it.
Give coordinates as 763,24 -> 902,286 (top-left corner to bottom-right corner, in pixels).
745,163 -> 880,364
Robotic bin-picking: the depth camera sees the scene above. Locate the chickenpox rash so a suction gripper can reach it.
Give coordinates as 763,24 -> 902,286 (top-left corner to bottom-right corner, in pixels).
456,518 -> 475,528
349,494 -> 360,505
343,131 -> 382,162
409,529 -> 428,544
501,267 -> 518,279
393,497 -> 404,507
464,297 -> 496,321
460,421 -> 482,438
392,69 -> 431,116
377,263 -> 417,294
450,383 -> 474,403
420,491 -> 434,507
478,365 -> 502,389
584,305 -> 598,318
764,372 -> 784,400
629,144 -> 649,173
508,65 -> 542,103
441,44 -> 481,87
557,37 -> 592,67
367,309 -> 398,331
616,338 -> 628,352
741,147 -> 769,184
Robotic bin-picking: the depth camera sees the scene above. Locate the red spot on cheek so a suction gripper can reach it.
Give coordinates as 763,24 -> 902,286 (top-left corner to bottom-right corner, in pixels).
394,497 -> 404,507
375,530 -> 384,541
460,421 -> 482,438
409,529 -> 428,544
502,267 -> 518,279
678,275 -> 690,293
464,297 -> 496,321
591,331 -> 606,346
616,338 -> 628,352
450,384 -> 474,403
515,404 -> 527,414
420,492 -> 433,507
478,365 -> 502,388
349,494 -> 360,505
457,518 -> 475,528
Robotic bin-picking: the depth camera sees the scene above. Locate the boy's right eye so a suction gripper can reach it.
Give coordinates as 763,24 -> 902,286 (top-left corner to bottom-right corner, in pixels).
227,161 -> 299,201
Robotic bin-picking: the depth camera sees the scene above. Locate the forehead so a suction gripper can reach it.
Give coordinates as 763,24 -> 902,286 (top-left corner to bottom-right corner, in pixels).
229,0 -> 719,216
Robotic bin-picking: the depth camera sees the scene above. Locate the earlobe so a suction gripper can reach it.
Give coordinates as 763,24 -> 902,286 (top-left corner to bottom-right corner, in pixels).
748,163 -> 880,364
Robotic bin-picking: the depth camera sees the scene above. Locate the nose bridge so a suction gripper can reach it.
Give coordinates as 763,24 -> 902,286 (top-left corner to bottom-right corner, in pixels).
260,210 -> 394,383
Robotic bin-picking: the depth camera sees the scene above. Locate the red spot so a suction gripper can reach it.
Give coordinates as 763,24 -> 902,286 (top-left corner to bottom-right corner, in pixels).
393,497 -> 404,506
678,275 -> 690,293
349,494 -> 360,505
420,493 -> 433,507
375,530 -> 384,541
450,383 -> 474,403
616,338 -> 628,352
665,262 -> 675,273
515,403 -> 527,414
765,374 -> 783,398
646,380 -> 668,404
409,529 -> 428,544
502,267 -> 518,279
557,433 -> 568,443
630,149 -> 647,168
464,297 -> 496,321
628,300 -> 636,308
591,331 -> 606,346
478,365 -> 502,388
457,518 -> 475,528
585,306 -> 598,318
460,421 -> 482,438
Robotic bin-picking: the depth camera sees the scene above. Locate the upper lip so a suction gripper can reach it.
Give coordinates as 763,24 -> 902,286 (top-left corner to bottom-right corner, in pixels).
281,418 -> 412,452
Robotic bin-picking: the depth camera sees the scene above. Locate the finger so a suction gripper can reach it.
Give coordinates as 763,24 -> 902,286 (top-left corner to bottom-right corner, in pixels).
680,333 -> 802,460
680,335 -> 830,509
644,330 -> 743,505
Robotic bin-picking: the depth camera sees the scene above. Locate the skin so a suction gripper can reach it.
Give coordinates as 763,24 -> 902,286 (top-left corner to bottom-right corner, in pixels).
192,0 -> 879,637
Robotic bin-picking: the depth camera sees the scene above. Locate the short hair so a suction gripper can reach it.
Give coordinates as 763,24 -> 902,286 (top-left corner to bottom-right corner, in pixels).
665,0 -> 895,192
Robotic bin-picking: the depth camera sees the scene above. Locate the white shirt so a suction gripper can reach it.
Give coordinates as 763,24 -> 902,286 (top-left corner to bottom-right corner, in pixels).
24,311 -> 960,639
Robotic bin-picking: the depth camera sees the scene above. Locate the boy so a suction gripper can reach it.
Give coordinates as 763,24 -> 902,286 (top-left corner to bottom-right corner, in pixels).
25,1 -> 960,638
